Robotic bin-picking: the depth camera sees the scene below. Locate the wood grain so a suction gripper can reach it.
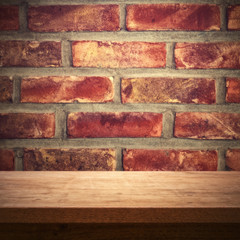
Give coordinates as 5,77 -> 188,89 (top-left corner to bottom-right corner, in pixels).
0,172 -> 239,223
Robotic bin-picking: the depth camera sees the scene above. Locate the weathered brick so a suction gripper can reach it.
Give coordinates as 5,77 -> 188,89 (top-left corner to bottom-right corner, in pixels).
127,4 -> 220,31
226,149 -> 240,171
28,5 -> 120,32
67,112 -> 162,138
0,41 -> 61,67
24,148 -> 116,171
0,76 -> 12,103
175,42 -> 240,69
226,78 -> 240,103
0,113 -> 55,139
228,5 -> 240,30
174,112 -> 240,139
0,149 -> 14,171
21,76 -> 113,103
0,6 -> 19,31
123,149 -> 218,171
121,78 -> 215,104
72,41 -> 166,68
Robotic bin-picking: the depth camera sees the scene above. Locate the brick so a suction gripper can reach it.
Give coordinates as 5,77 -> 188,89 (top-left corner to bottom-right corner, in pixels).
67,112 -> 162,138
0,149 -> 14,171
226,78 -> 240,103
123,149 -> 218,171
28,5 -> 120,32
0,41 -> 61,67
127,4 -> 220,31
0,113 -> 55,139
72,41 -> 166,68
226,149 -> 240,171
228,5 -> 240,30
0,6 -> 19,31
174,112 -> 240,139
21,76 -> 113,103
0,76 -> 12,103
175,42 -> 240,69
121,78 -> 215,104
23,148 -> 116,171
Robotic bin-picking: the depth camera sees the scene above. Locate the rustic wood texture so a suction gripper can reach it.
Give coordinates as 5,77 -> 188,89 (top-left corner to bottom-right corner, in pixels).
0,172 -> 239,223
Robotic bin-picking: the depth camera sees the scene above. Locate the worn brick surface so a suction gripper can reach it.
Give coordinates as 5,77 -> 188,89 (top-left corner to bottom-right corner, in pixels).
228,5 -> 240,30
0,6 -> 19,31
0,41 -> 61,67
28,5 -> 120,32
123,149 -> 218,171
0,113 -> 55,139
0,149 -> 14,171
121,78 -> 215,104
72,41 -> 166,68
174,112 -> 240,139
24,148 -> 116,171
0,76 -> 12,103
226,149 -> 240,171
127,4 -> 220,31
21,76 -> 113,103
226,78 -> 240,103
67,112 -> 162,138
175,42 -> 240,69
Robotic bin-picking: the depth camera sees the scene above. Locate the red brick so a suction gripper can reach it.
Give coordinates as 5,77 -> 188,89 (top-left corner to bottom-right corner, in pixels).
72,41 -> 166,68
226,78 -> 240,103
226,149 -> 240,171
21,76 -> 113,103
228,5 -> 240,30
175,42 -> 240,69
0,113 -> 55,139
24,148 -> 116,171
67,112 -> 162,138
174,112 -> 240,139
0,76 -> 12,103
127,4 -> 220,31
28,5 -> 120,32
0,149 -> 14,171
0,6 -> 19,31
0,41 -> 61,67
121,78 -> 215,104
123,149 -> 218,171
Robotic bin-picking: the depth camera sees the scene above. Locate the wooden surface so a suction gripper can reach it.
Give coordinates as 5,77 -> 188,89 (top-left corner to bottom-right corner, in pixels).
0,172 -> 240,223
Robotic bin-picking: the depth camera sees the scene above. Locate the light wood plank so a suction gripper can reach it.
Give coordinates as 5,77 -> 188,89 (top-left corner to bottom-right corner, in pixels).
0,172 -> 240,223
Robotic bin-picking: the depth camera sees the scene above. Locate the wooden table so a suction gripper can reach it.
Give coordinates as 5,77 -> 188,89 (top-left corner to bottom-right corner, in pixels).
0,172 -> 240,239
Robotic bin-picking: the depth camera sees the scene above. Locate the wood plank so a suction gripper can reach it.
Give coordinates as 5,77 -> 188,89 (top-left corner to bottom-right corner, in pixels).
0,172 -> 240,223
1,223 -> 240,240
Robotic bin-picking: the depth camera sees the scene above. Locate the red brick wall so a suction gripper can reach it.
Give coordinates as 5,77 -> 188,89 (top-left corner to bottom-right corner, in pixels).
0,1 -> 239,171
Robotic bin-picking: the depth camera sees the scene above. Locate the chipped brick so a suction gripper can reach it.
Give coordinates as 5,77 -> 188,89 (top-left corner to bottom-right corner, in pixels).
72,41 -> 166,68
121,78 -> 216,104
0,41 -> 61,67
226,78 -> 240,103
67,112 -> 162,138
28,5 -> 120,32
0,149 -> 14,171
21,76 -> 113,103
0,76 -> 12,103
175,42 -> 240,69
24,148 -> 116,171
174,112 -> 240,139
0,113 -> 55,139
127,4 -> 220,31
123,149 -> 218,171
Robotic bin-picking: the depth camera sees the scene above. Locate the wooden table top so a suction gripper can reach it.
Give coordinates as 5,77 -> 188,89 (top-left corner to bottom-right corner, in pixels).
0,172 -> 240,223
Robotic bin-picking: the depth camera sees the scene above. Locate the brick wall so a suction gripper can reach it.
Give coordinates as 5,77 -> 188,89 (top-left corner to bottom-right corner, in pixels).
0,0 -> 240,171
